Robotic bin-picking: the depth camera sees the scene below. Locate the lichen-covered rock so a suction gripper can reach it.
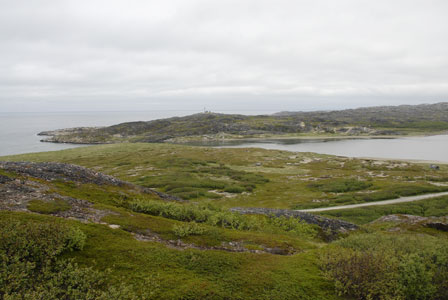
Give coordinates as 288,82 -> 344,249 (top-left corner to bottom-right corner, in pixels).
0,161 -> 183,202
0,174 -> 13,184
0,161 -> 129,186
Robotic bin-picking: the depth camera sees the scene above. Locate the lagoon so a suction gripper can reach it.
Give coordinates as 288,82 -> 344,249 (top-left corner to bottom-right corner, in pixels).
192,135 -> 448,163
1,112 -> 447,163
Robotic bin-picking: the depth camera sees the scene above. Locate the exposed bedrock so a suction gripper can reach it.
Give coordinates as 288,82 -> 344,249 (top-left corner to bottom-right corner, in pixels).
0,161 -> 183,202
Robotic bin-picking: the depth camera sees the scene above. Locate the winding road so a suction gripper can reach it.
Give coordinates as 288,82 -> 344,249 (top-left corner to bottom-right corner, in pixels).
296,191 -> 448,212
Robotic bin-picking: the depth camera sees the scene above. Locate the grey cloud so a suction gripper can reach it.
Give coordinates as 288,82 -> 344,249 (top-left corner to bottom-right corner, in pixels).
0,0 -> 447,112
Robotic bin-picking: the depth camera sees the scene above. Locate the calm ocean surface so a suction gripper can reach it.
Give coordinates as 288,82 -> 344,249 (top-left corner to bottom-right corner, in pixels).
0,111 -> 270,156
1,111 -> 447,163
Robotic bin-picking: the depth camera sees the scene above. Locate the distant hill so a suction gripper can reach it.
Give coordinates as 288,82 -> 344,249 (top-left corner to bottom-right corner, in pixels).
274,102 -> 448,127
38,102 -> 448,144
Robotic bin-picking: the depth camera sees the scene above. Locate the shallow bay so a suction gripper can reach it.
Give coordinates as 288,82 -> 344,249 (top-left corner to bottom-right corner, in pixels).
190,134 -> 448,163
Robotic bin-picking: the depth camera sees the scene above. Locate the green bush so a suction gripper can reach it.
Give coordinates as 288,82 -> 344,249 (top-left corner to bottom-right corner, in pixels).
308,178 -> 372,193
223,185 -> 245,193
65,226 -> 87,251
0,219 -> 85,266
321,233 -> 448,300
268,216 -> 318,239
173,222 -> 208,237
129,200 -> 210,223
131,199 -> 321,234
0,217 -> 158,299
130,199 -> 260,231
321,248 -> 401,299
206,211 -> 259,230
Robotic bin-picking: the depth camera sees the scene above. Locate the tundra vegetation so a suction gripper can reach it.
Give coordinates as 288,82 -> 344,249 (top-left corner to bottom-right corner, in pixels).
1,142 -> 448,299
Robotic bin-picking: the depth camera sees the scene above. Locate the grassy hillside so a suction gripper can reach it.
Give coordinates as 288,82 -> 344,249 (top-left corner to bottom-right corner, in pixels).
5,143 -> 448,210
1,143 -> 448,299
0,160 -> 337,299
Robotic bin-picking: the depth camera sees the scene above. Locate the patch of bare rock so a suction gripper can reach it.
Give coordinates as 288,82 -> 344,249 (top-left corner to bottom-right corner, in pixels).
0,161 -> 183,202
133,229 -> 295,255
0,161 -> 129,186
0,175 -> 116,223
372,214 -> 448,232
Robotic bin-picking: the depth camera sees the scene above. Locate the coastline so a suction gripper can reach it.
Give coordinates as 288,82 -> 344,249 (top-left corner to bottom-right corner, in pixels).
358,156 -> 448,165
3,132 -> 448,164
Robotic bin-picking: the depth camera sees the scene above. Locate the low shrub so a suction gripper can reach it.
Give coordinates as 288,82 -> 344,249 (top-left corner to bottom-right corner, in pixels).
322,248 -> 401,299
130,199 -> 319,235
0,218 -> 85,265
426,175 -> 448,182
173,222 -> 208,237
268,216 -> 318,239
0,217 -> 158,299
130,199 -> 260,231
223,185 -> 245,193
137,163 -> 269,200
308,178 -> 372,193
27,199 -> 71,214
321,233 -> 448,300
65,226 -> 87,251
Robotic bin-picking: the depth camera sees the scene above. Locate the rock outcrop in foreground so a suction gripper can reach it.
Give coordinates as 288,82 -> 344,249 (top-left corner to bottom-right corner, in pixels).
0,161 -> 184,224
0,161 -> 128,186
1,161 -> 358,235
0,161 -> 330,255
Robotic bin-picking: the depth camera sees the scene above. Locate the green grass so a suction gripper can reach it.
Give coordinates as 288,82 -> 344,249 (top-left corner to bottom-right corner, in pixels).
295,183 -> 448,209
2,142 -> 447,210
3,142 -> 448,299
0,211 -> 338,300
318,196 -> 448,224
307,178 -> 372,193
27,199 -> 71,214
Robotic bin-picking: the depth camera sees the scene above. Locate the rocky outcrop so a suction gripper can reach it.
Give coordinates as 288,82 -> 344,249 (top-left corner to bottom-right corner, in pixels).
0,174 -> 111,222
372,214 -> 448,232
229,207 -> 358,233
0,174 -> 13,184
134,230 -> 296,255
0,161 -> 184,202
0,161 -> 184,221
0,161 -> 129,186
38,127 -> 106,144
426,222 -> 448,232
0,162 -> 298,255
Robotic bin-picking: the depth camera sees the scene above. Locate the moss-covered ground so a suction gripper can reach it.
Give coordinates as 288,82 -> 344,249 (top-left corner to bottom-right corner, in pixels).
2,143 -> 448,299
4,143 -> 448,210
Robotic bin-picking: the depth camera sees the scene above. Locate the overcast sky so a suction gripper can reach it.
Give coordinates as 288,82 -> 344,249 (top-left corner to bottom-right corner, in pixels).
1,0 -> 447,112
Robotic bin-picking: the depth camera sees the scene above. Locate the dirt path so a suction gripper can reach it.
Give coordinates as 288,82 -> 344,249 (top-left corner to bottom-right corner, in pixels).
297,191 -> 448,212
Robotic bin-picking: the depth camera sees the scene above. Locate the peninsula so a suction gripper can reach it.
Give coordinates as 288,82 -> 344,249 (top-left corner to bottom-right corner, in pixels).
38,102 -> 448,144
